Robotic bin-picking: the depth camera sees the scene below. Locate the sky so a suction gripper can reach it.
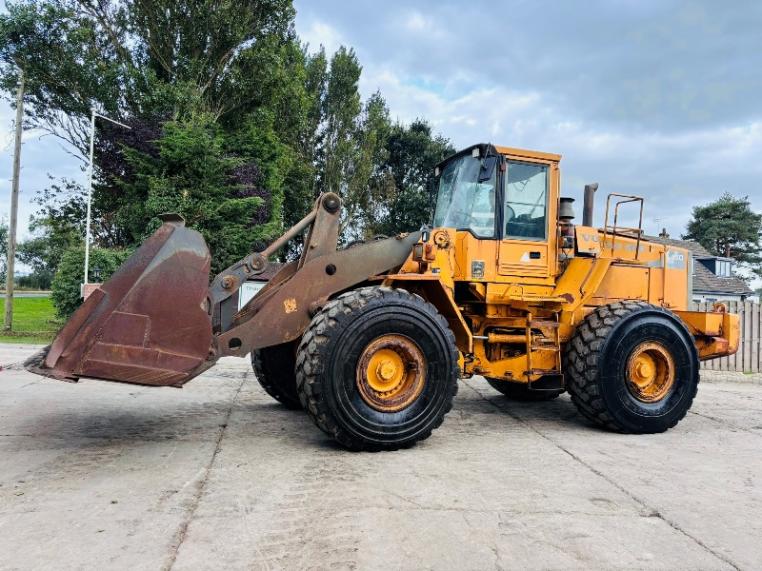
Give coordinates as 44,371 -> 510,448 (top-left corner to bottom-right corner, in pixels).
1,0 -> 761,283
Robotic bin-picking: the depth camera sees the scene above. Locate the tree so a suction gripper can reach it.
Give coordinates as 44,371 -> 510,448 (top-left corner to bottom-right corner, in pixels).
0,0 -> 311,270
112,112 -> 291,273
683,193 -> 762,278
317,47 -> 366,240
367,119 -> 454,236
0,2 -> 127,155
0,0 -> 299,154
0,0 -> 454,280
14,178 -> 84,288
341,91 -> 392,241
51,246 -> 130,318
17,214 -> 82,288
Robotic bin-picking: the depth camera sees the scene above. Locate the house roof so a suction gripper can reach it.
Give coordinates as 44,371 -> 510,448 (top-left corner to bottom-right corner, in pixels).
692,261 -> 753,295
644,235 -> 713,257
645,235 -> 753,296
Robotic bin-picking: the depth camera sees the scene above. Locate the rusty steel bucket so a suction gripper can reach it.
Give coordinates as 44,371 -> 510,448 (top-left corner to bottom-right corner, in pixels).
27,217 -> 214,387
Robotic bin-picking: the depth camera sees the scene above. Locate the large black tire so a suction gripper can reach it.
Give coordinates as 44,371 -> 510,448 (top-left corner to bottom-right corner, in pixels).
251,341 -> 301,410
296,286 -> 459,451
564,301 -> 699,433
486,378 -> 562,401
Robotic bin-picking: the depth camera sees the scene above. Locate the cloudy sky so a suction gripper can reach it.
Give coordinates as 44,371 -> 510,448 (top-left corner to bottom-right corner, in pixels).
1,0 -> 761,281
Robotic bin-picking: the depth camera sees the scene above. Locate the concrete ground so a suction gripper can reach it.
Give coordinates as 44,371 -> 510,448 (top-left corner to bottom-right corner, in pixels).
1,344 -> 760,571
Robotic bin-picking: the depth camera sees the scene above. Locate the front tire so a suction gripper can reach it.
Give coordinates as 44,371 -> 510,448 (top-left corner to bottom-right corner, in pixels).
564,301 -> 699,433
296,286 -> 459,451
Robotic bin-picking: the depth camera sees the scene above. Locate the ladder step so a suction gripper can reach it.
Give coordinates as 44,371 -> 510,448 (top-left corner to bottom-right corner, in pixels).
525,368 -> 562,376
530,320 -> 560,329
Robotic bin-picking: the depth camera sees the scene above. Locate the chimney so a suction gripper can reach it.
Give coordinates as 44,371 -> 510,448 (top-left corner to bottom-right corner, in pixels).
659,227 -> 669,239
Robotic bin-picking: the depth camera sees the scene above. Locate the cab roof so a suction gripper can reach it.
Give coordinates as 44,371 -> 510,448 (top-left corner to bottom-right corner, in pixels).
436,143 -> 561,170
494,145 -> 561,162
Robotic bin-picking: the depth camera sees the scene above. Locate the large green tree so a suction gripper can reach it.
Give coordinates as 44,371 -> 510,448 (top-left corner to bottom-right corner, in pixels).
367,119 -> 454,236
683,193 -> 762,278
0,0 -> 454,283
0,0 -> 299,151
0,1 -> 121,153
0,0 -> 312,269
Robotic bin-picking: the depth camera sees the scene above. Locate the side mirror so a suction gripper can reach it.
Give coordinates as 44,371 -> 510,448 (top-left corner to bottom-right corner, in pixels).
478,156 -> 498,182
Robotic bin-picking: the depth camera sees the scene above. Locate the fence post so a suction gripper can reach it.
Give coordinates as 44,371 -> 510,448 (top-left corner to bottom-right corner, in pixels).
742,300 -> 748,372
752,302 -> 760,373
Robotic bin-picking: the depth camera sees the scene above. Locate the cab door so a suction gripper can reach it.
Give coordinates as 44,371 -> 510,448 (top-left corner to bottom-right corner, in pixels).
498,159 -> 557,279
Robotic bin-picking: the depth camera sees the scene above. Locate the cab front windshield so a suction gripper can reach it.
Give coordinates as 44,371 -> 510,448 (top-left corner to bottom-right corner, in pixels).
432,154 -> 496,237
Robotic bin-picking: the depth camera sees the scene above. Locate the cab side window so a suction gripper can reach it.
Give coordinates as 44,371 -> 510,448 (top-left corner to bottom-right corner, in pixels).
504,161 -> 548,240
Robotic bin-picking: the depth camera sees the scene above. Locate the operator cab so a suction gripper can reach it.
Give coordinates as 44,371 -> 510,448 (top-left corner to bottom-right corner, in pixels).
434,144 -> 552,241
433,143 -> 561,280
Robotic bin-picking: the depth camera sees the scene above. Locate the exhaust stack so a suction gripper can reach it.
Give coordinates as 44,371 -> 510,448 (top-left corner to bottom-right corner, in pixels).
583,183 -> 598,227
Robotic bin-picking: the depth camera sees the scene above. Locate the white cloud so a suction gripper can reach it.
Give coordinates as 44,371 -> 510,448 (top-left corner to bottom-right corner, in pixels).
357,57 -> 762,261
300,19 -> 344,55
2,1 -> 760,288
404,11 -> 427,32
401,10 -> 445,39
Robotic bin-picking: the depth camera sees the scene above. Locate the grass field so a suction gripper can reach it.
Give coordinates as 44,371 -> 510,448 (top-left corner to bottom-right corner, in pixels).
0,297 -> 60,344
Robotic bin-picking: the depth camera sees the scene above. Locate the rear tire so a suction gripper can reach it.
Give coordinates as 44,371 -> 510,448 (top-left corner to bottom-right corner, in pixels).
251,341 -> 301,410
296,286 -> 459,451
486,378 -> 561,401
564,301 -> 699,433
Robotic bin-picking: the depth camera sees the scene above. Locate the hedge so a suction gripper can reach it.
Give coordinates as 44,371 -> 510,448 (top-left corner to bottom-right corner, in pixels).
51,247 -> 132,318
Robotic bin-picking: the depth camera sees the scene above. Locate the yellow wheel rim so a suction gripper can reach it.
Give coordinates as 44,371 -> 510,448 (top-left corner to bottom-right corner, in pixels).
356,334 -> 426,412
626,341 -> 676,403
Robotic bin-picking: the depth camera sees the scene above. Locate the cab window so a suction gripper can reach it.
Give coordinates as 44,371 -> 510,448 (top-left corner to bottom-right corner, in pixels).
504,161 -> 548,240
433,154 -> 496,238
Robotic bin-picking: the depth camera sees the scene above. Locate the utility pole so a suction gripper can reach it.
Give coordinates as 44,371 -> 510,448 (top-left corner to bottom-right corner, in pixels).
83,109 -> 96,287
4,69 -> 24,331
83,110 -> 130,291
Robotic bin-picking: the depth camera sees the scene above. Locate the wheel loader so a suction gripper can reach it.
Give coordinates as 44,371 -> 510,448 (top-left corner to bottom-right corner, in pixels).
27,143 -> 739,451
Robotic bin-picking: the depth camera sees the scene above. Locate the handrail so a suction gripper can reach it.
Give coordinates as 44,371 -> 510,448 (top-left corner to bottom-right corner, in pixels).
602,193 -> 645,260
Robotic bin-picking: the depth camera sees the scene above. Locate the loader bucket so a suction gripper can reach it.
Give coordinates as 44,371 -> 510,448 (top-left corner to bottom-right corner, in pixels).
28,217 -> 214,386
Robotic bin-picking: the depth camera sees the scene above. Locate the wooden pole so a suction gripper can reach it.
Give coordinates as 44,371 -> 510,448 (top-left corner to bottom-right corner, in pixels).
4,69 -> 24,331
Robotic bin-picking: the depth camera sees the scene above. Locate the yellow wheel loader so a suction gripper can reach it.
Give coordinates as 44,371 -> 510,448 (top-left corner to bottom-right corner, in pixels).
27,143 -> 739,451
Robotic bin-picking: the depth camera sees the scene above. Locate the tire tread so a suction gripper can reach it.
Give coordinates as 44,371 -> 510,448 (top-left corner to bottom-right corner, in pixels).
563,301 -> 699,433
296,286 -> 459,451
252,342 -> 301,409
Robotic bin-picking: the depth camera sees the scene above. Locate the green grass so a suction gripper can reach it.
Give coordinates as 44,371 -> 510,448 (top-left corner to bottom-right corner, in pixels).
0,297 -> 61,344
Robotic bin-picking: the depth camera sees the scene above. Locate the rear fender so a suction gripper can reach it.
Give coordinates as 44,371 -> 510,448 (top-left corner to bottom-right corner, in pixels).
675,309 -> 740,360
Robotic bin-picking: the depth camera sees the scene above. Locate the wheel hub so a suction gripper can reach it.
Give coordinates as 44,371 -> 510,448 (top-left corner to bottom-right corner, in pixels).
626,341 -> 676,403
356,334 -> 426,412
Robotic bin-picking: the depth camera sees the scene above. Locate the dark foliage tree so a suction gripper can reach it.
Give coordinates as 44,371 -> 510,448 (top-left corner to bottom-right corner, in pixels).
0,0 -> 454,293
368,119 -> 454,236
683,193 -> 762,278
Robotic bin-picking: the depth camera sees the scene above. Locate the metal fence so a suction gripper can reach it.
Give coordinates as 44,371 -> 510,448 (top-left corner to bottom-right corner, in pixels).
693,301 -> 760,373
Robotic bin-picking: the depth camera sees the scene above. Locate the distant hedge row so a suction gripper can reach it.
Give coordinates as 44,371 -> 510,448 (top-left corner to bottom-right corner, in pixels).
51,247 -> 131,318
